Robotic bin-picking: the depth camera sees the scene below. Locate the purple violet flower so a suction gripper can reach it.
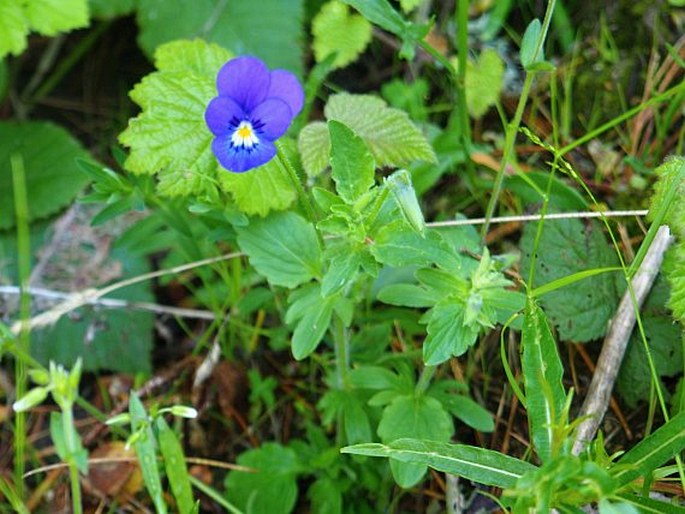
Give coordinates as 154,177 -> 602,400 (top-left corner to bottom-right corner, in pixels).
205,56 -> 304,173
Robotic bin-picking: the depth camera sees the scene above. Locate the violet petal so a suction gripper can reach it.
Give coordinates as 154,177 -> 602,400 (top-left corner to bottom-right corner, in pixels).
216,56 -> 270,112
212,135 -> 277,173
250,98 -> 293,140
267,69 -> 305,117
205,96 -> 245,136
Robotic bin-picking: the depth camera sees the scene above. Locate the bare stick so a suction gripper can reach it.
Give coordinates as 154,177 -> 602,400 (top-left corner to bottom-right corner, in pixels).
572,225 -> 673,455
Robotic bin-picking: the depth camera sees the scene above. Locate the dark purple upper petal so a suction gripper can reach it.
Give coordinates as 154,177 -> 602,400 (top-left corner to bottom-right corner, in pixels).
250,98 -> 293,140
267,69 -> 305,117
205,96 -> 245,136
212,135 -> 277,173
216,56 -> 270,112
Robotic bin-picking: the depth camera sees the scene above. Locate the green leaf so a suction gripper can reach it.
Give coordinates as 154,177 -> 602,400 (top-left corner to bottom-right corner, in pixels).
236,211 -> 322,288
119,39 -> 231,197
218,149 -> 297,216
423,300 -> 479,365
665,240 -> 685,322
312,1 -> 372,69
308,477 -> 343,514
299,122 -> 331,178
648,156 -> 685,236
614,492 -> 685,514
328,120 -> 376,204
136,0 -> 304,76
377,394 -> 453,487
0,122 -> 93,230
155,417 -> 194,514
321,240 -> 363,296
225,443 -> 300,514
0,1 -> 29,57
285,284 -> 335,359
614,410 -> 685,486
377,284 -> 438,308
519,218 -> 621,342
0,0 -> 89,58
318,389 -> 372,445
342,438 -> 537,489
465,48 -> 504,118
130,393 -> 168,514
520,18 -> 543,69
298,93 -> 436,176
521,298 -> 565,463
89,0 -> 136,18
25,0 -> 89,36
429,382 -> 494,432
340,0 -> 429,59
371,224 -> 459,270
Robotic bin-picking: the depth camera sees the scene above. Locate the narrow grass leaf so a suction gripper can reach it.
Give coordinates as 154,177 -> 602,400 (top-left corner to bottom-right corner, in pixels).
614,492 -> 685,513
341,439 -> 536,489
521,298 -> 565,463
614,410 -> 685,486
155,417 -> 194,514
129,393 -> 168,514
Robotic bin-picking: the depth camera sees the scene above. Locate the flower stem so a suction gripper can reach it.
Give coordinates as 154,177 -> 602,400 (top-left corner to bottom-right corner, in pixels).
275,140 -> 318,225
62,408 -> 83,514
480,0 -> 557,242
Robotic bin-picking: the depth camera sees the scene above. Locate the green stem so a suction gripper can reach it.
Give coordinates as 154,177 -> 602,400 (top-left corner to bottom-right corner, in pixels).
415,365 -> 436,395
455,0 -> 472,150
480,0 -> 557,241
11,153 -> 30,500
333,314 -> 349,391
275,140 -> 318,225
62,408 -> 83,514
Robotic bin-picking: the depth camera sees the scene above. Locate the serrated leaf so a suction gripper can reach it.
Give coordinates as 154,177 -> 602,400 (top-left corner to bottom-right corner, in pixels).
328,120 -> 375,204
521,298 -> 565,463
423,300 -> 479,365
136,0 -> 304,76
342,439 -> 537,489
25,0 -> 89,36
285,284 -> 335,359
218,153 -> 296,216
665,240 -> 685,321
298,93 -> 436,176
236,211 -> 322,288
465,48 -> 504,118
298,122 -> 330,177
0,122 -> 92,230
312,1 -> 372,69
377,395 -> 453,487
648,156 -> 685,236
225,443 -> 300,514
519,218 -> 621,342
0,1 -> 29,57
119,39 -> 232,197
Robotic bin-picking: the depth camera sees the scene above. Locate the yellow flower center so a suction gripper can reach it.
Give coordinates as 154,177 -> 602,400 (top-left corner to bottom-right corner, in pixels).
231,121 -> 259,149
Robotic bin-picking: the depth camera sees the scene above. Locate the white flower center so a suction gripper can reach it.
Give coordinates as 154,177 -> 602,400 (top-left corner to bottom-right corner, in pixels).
231,120 -> 259,149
